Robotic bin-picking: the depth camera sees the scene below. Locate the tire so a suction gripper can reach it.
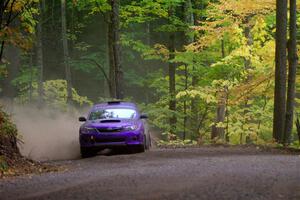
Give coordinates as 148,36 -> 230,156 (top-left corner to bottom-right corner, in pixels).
81,147 -> 96,158
145,134 -> 150,150
137,144 -> 145,153
132,142 -> 145,153
144,132 -> 152,150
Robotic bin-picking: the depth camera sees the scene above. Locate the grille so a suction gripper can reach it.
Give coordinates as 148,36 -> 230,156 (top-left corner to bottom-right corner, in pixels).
97,127 -> 123,133
95,138 -> 125,143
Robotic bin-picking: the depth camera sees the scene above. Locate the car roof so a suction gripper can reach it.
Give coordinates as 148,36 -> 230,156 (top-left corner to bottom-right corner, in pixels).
92,101 -> 137,110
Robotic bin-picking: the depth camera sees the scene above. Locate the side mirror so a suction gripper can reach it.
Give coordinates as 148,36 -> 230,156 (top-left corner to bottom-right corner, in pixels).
140,114 -> 148,119
79,116 -> 87,122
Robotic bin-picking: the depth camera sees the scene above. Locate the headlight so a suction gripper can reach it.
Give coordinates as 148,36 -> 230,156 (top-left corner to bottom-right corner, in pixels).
123,125 -> 138,131
81,127 -> 97,134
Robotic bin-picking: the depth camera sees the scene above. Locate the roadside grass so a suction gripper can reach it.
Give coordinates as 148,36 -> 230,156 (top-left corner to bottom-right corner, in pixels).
156,139 -> 300,154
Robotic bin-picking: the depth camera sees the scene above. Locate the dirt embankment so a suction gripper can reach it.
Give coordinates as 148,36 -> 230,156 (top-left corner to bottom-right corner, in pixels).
0,107 -> 60,178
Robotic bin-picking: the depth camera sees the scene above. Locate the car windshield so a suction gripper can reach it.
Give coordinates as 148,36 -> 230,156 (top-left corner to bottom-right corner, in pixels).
89,108 -> 137,120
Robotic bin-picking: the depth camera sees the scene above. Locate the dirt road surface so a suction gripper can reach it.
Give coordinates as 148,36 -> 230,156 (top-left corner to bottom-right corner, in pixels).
0,147 -> 299,200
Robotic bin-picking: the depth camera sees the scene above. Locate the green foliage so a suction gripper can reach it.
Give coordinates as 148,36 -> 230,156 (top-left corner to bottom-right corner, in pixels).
0,0 -> 39,51
121,0 -> 185,27
132,1 -> 280,146
0,108 -> 19,174
5,0 -> 300,148
74,0 -> 111,13
12,65 -> 38,94
157,138 -> 198,147
0,108 -> 18,138
15,80 -> 93,110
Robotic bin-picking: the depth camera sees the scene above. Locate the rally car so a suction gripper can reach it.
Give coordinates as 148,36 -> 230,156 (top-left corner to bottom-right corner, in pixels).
79,101 -> 151,157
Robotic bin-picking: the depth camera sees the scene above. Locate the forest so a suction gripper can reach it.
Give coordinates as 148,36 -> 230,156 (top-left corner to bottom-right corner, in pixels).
0,0 -> 299,148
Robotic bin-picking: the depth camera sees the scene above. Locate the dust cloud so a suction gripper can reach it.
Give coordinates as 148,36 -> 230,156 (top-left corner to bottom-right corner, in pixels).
6,105 -> 86,161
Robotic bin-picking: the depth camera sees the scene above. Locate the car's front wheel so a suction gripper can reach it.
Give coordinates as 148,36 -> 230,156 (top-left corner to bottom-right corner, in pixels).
80,147 -> 96,158
137,144 -> 145,153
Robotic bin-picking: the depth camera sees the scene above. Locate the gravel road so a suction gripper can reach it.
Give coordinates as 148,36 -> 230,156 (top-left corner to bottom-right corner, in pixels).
0,147 -> 299,200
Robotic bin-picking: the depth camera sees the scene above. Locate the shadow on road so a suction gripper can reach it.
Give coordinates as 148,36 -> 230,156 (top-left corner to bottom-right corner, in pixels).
94,148 -> 144,157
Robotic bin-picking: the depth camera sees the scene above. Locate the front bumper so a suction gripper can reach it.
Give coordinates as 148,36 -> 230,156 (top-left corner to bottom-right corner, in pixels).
79,131 -> 144,148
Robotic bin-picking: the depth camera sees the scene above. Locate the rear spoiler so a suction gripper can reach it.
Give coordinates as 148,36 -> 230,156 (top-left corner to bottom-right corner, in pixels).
107,101 -> 123,105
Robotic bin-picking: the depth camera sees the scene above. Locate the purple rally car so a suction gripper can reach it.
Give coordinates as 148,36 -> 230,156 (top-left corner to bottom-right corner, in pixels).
78,101 -> 151,157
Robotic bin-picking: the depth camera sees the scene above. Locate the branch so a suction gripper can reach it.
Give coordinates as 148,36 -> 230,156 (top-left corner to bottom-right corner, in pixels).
0,40 -> 5,62
79,58 -> 111,87
7,0 -> 33,26
95,1 -> 110,24
0,0 -> 33,61
5,0 -> 17,27
0,1 -> 11,27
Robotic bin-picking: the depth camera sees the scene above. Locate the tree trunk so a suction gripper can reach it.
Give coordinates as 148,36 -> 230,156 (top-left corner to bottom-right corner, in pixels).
211,39 -> 227,141
243,15 -> 254,144
211,87 -> 227,140
182,0 -> 194,140
296,117 -> 300,145
284,0 -> 298,144
0,2 -> 8,61
168,7 -> 177,134
29,51 -> 33,102
2,45 -> 20,100
145,22 -> 151,104
273,0 -> 287,143
295,71 -> 300,109
61,0 -> 73,104
243,15 -> 253,72
1,20 -> 21,103
108,0 -> 123,99
107,14 -> 116,99
36,0 -> 45,107
190,0 -> 202,139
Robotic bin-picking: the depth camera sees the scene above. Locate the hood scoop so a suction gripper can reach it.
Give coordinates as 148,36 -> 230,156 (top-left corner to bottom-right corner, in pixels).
100,119 -> 121,123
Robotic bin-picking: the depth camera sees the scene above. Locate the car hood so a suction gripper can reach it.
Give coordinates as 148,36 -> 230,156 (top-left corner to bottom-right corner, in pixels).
84,119 -> 138,129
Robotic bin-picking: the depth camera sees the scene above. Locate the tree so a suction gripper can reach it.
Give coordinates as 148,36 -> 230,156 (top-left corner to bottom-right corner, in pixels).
168,5 -> 177,135
6,0 -> 298,147
182,0 -> 194,140
108,0 -> 123,99
273,0 -> 287,143
284,0 -> 298,144
211,42 -> 227,141
196,0 -> 274,142
36,0 -> 45,107
2,43 -> 20,102
0,0 -> 36,62
61,0 -> 73,104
